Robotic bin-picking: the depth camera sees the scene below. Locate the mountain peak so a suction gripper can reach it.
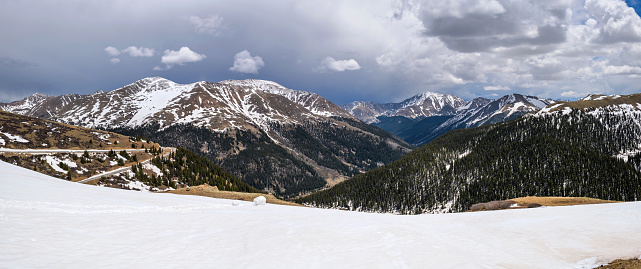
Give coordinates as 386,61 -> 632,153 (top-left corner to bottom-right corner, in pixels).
343,91 -> 466,123
127,77 -> 181,90
219,79 -> 353,119
401,92 -> 446,106
0,93 -> 53,115
140,76 -> 172,83
219,79 -> 287,91
28,93 -> 51,100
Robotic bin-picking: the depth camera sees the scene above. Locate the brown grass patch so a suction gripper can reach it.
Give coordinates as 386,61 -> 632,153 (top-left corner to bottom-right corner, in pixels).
469,196 -> 619,212
596,258 -> 641,269
167,184 -> 303,207
510,196 -> 618,207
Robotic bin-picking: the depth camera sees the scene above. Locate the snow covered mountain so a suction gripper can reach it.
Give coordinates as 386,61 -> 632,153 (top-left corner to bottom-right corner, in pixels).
369,93 -> 554,145
341,92 -> 466,124
3,159 -> 641,268
1,77 -> 412,197
1,77 -> 355,132
0,93 -> 51,115
438,94 -> 553,129
407,94 -> 554,145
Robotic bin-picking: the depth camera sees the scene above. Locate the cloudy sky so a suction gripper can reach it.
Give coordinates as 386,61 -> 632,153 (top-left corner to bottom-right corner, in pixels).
2,0 -> 641,104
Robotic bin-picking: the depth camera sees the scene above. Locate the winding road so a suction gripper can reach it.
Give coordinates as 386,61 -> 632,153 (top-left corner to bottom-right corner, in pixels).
0,147 -> 174,184
0,148 -> 147,154
78,148 -> 175,183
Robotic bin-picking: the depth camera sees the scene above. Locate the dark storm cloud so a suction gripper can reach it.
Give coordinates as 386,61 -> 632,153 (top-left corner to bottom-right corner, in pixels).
422,1 -> 567,53
429,14 -> 518,38
1,0 -> 641,104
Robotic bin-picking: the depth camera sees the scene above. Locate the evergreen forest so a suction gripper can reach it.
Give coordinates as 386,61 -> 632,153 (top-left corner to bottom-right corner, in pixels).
299,109 -> 641,213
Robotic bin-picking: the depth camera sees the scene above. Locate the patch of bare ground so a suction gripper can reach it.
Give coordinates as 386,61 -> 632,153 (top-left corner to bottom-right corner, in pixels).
596,258 -> 641,269
167,184 -> 303,207
511,196 -> 618,207
469,196 -> 619,212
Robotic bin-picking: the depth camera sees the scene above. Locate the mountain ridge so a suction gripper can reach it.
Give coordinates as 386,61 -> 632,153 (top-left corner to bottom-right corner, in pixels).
367,93 -> 554,145
0,77 -> 413,197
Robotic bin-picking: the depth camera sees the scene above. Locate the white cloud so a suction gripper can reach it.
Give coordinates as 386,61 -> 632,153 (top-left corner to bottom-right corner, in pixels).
105,46 -> 154,64
159,47 -> 206,69
122,46 -> 155,57
104,46 -> 120,56
561,91 -> 592,98
484,85 -> 511,91
585,0 -> 641,44
603,65 -> 641,75
314,57 -> 361,72
229,50 -> 264,74
189,15 -> 225,35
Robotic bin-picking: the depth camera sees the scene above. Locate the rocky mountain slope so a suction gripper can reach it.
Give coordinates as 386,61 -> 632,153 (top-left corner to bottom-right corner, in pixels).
341,92 -> 466,124
299,93 -> 641,213
1,77 -> 412,197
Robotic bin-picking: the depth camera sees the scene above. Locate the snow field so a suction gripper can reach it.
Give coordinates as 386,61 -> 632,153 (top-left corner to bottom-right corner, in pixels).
1,160 -> 640,268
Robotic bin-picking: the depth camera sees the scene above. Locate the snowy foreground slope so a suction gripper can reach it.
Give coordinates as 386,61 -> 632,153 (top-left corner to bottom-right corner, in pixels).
1,161 -> 640,269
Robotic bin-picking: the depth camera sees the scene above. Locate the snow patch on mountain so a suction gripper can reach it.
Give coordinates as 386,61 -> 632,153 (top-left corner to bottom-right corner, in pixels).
43,155 -> 77,173
127,77 -> 195,127
1,132 -> 29,143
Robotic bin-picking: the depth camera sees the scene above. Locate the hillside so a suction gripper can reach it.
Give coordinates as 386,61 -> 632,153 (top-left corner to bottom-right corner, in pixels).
1,77 -> 412,197
0,110 -> 155,150
299,103 -> 641,213
0,110 -> 165,182
0,110 -> 257,193
2,160 -> 640,268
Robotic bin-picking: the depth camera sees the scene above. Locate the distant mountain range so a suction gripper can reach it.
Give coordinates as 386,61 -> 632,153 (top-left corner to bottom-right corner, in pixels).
1,77 -> 412,197
343,92 -> 554,145
341,92 -> 466,124
300,93 -> 641,213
